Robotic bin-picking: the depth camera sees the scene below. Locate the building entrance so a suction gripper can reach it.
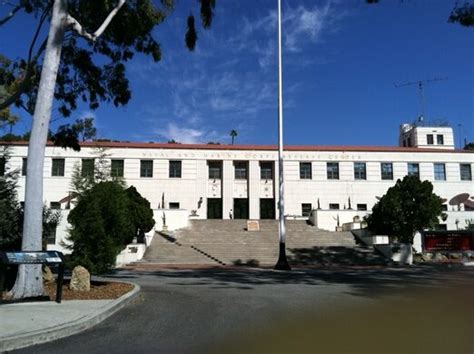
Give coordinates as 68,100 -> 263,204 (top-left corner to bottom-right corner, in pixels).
233,198 -> 249,219
207,198 -> 222,219
260,198 -> 275,219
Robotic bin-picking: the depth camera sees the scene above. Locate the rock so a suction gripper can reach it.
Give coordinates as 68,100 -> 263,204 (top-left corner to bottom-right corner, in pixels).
421,253 -> 433,262
69,266 -> 91,292
449,253 -> 462,260
42,265 -> 55,283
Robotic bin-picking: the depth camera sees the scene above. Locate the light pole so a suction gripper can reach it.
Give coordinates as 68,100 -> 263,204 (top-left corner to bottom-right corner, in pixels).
274,0 -> 291,271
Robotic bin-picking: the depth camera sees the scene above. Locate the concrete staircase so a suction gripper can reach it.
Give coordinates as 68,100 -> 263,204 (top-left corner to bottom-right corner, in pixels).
140,220 -> 385,266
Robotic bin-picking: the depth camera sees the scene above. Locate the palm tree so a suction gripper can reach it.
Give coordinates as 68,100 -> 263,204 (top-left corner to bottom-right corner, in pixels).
230,129 -> 237,145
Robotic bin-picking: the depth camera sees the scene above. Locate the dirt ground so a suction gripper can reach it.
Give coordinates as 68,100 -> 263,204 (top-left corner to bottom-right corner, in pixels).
2,280 -> 134,301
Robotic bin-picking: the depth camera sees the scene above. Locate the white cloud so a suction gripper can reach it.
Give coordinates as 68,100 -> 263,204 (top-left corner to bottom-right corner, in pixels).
161,123 -> 204,144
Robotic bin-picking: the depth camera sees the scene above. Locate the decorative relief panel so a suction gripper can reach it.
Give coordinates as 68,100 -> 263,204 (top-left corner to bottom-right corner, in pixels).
207,179 -> 222,198
260,180 -> 274,198
233,181 -> 248,198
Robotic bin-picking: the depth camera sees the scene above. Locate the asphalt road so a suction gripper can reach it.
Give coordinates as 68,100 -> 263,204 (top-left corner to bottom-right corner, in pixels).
14,265 -> 474,354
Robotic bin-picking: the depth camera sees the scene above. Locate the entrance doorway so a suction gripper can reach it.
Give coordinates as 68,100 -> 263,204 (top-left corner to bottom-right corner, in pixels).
207,198 -> 222,219
233,198 -> 249,219
260,198 -> 275,219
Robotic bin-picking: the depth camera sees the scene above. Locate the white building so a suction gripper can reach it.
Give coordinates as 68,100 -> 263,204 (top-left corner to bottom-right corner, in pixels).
1,123 -> 473,253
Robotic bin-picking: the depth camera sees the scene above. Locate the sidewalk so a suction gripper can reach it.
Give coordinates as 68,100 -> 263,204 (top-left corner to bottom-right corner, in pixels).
0,283 -> 139,352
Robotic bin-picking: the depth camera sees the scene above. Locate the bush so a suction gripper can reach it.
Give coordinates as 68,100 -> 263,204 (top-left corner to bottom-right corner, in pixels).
366,176 -> 444,244
67,181 -> 135,273
67,181 -> 154,273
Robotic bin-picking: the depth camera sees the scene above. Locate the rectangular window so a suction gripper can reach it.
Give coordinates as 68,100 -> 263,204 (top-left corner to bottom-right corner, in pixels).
357,204 -> 367,211
51,158 -> 65,177
169,160 -> 182,178
208,161 -> 222,179
434,163 -> 446,181
327,162 -> 339,180
441,204 -> 448,211
354,162 -> 367,180
460,164 -> 472,181
46,226 -> 57,245
260,162 -> 273,180
381,162 -> 393,180
140,160 -> 153,178
22,158 -> 27,176
50,202 -> 61,210
329,203 -> 340,210
111,159 -> 124,177
302,203 -> 312,217
169,202 -> 180,209
234,161 -> 248,179
81,159 -> 94,177
437,134 -> 444,145
427,134 -> 434,145
299,162 -> 312,179
407,163 -> 419,178
0,158 -> 5,176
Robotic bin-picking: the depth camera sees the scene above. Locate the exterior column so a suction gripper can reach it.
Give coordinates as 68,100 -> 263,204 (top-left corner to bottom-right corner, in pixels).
249,160 -> 260,219
222,160 -> 233,219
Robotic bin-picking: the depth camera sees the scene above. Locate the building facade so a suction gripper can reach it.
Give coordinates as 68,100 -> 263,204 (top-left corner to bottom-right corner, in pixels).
1,123 -> 473,251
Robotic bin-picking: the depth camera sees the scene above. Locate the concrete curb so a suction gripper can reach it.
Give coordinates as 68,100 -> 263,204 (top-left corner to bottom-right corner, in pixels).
0,282 -> 140,352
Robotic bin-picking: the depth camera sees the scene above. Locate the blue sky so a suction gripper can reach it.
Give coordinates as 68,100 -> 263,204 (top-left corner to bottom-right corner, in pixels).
2,0 -> 473,147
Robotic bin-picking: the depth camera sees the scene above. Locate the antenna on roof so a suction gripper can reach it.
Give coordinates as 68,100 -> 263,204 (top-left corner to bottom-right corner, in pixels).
395,77 -> 448,122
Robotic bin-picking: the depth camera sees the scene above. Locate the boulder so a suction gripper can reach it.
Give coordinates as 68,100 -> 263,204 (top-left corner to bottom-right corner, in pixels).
42,265 -> 55,283
69,265 -> 91,292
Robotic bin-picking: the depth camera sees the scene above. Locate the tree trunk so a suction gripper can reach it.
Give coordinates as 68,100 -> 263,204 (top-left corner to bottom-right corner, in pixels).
11,0 -> 67,299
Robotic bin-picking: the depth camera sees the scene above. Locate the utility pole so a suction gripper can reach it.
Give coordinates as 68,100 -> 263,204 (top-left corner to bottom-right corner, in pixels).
274,0 -> 290,271
395,77 -> 447,121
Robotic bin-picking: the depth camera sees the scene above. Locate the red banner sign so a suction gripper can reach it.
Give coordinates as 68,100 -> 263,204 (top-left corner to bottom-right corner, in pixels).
423,231 -> 474,252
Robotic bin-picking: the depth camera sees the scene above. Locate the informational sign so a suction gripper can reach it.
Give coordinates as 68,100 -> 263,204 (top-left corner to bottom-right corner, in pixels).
422,231 -> 474,252
0,251 -> 63,265
0,251 -> 65,303
247,220 -> 260,232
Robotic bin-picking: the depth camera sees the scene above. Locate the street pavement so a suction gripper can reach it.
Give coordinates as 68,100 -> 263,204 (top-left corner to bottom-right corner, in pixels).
12,265 -> 474,354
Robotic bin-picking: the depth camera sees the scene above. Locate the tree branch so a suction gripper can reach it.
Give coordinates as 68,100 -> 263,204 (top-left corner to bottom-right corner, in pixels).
66,0 -> 126,41
0,3 -> 49,111
0,1 -> 22,26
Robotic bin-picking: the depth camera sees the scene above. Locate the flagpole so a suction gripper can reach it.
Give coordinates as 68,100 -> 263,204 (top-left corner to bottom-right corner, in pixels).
274,0 -> 291,271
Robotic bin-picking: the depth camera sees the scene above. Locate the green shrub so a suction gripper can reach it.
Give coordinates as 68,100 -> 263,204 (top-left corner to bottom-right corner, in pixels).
67,181 -> 135,273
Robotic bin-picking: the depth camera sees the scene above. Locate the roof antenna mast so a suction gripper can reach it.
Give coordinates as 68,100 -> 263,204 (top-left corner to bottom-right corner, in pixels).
395,77 -> 448,122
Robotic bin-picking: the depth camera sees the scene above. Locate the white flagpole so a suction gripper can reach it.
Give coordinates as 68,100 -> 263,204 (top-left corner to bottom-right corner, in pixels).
274,0 -> 290,270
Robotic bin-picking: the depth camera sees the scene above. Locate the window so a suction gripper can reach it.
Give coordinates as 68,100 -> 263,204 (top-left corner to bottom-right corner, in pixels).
0,158 -> 5,176
460,164 -> 472,181
81,159 -> 94,177
437,134 -> 444,145
434,163 -> 446,181
357,204 -> 367,211
111,159 -> 124,177
354,162 -> 366,180
329,203 -> 339,210
45,225 -> 57,245
50,202 -> 61,210
22,158 -> 27,176
302,203 -> 312,216
407,163 -> 419,178
51,158 -> 65,177
300,162 -> 312,179
234,161 -> 247,179
381,162 -> 393,180
441,204 -> 448,211
140,160 -> 153,178
169,160 -> 182,178
169,202 -> 180,209
260,162 -> 273,180
208,161 -> 222,179
427,134 -> 434,145
327,162 -> 339,180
